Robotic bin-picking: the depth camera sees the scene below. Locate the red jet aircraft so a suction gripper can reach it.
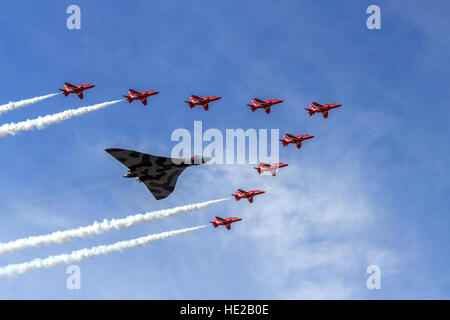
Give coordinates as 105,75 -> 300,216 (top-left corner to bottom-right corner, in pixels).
280,134 -> 314,149
254,162 -> 288,176
232,189 -> 265,203
210,216 -> 242,230
59,82 -> 95,99
185,95 -> 221,111
123,89 -> 159,106
305,102 -> 342,118
247,98 -> 284,114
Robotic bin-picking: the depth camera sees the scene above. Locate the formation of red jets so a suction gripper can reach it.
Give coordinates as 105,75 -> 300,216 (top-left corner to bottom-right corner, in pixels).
59,83 -> 342,119
60,82 -> 342,231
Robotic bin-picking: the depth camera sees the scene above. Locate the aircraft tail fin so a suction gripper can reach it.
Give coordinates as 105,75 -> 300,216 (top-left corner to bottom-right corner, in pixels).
210,221 -> 218,228
280,139 -> 288,147
185,101 -> 195,108
123,95 -> 133,103
254,167 -> 261,174
232,194 -> 240,201
59,89 -> 69,97
306,107 -> 314,116
247,104 -> 258,112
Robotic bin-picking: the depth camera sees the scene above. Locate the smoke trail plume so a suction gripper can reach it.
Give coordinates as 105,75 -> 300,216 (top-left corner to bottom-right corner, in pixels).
0,99 -> 123,137
0,93 -> 60,115
0,198 -> 228,255
0,225 -> 207,278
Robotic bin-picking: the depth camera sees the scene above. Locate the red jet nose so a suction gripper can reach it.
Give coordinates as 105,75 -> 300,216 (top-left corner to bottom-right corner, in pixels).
279,163 -> 289,168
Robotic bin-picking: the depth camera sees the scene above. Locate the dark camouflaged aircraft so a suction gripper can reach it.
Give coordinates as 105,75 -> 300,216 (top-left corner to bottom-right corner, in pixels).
105,148 -> 211,200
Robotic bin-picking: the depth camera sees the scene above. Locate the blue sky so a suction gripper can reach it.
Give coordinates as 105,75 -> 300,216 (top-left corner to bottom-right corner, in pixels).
0,0 -> 449,299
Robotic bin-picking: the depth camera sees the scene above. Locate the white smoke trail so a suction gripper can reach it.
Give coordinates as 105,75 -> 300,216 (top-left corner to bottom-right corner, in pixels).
0,99 -> 123,137
0,198 -> 228,255
0,225 -> 207,278
0,93 -> 61,116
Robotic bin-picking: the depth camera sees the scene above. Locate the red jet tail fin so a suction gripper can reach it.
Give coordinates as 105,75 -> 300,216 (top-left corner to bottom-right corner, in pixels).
123,95 -> 133,103
59,89 -> 69,97
254,167 -> 261,174
185,101 -> 195,108
232,194 -> 240,201
306,108 -> 314,116
210,221 -> 218,228
280,139 -> 288,147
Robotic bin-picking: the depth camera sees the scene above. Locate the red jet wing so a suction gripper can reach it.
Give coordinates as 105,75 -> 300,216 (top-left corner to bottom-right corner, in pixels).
312,101 -> 323,108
